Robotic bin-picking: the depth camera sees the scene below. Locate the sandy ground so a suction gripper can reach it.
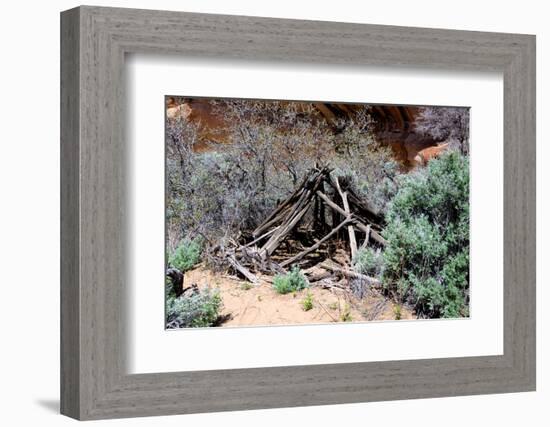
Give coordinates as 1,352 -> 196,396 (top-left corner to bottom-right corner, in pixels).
184,266 -> 414,327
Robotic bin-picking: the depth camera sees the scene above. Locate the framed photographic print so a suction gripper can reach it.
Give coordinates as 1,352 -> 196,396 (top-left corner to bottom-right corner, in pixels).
163,97 -> 470,327
61,6 -> 536,420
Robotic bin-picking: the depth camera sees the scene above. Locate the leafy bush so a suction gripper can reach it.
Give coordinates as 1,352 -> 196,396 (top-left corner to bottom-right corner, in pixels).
165,276 -> 177,299
301,292 -> 314,311
330,111 -> 400,214
352,248 -> 384,300
166,287 -> 222,328
353,247 -> 383,277
272,267 -> 308,294
382,151 -> 470,318
168,238 -> 202,272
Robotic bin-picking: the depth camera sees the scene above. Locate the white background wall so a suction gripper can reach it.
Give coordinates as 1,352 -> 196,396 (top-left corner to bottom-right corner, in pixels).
0,0 -> 547,425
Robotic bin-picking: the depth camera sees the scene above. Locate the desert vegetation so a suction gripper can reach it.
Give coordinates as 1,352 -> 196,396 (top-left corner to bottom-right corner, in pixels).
165,98 -> 470,328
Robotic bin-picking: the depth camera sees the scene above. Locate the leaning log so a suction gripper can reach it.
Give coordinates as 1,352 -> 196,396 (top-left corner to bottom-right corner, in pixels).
352,220 -> 387,246
325,174 -> 383,226
318,190 -> 388,249
243,226 -> 279,248
320,261 -> 381,286
303,265 -> 333,282
252,173 -> 310,236
261,203 -> 311,257
346,190 -> 384,225
252,206 -> 291,238
226,255 -> 258,284
341,191 -> 358,259
360,224 -> 371,250
316,190 -> 347,220
280,217 -> 353,267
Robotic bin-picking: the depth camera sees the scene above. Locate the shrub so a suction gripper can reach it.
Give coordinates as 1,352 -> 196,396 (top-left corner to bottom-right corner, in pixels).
240,282 -> 253,291
352,248 -> 384,299
165,276 -> 176,299
168,238 -> 202,272
273,266 -> 308,294
340,304 -> 352,322
353,247 -> 383,277
393,304 -> 402,320
382,151 -> 469,318
166,287 -> 222,328
165,98 -> 398,250
328,302 -> 338,310
415,106 -> 470,155
301,292 -> 314,311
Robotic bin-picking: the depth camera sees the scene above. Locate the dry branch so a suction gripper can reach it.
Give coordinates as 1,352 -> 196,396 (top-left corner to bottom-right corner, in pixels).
360,224 -> 371,250
230,166 -> 388,277
280,217 -> 352,267
261,203 -> 310,257
341,190 -> 358,259
253,207 -> 290,238
315,300 -> 338,322
352,220 -> 386,246
303,265 -> 333,282
368,229 -> 387,246
252,175 -> 309,236
320,261 -> 381,286
243,227 -> 279,248
226,255 -> 258,283
316,190 -> 348,220
317,190 -> 385,247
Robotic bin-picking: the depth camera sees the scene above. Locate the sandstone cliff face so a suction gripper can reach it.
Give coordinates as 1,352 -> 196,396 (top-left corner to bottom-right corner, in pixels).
166,97 -> 445,169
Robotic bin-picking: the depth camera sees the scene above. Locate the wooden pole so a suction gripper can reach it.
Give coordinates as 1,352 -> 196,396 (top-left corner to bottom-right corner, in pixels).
332,176 -> 357,258
226,255 -> 258,283
320,261 -> 381,286
360,224 -> 371,250
341,191 -> 358,260
280,217 -> 352,267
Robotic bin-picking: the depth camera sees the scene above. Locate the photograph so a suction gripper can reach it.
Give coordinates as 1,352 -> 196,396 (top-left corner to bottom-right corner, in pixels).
164,97 -> 470,328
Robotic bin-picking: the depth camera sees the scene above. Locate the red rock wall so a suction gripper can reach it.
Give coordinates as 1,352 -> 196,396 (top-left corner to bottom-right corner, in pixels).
166,97 -> 443,169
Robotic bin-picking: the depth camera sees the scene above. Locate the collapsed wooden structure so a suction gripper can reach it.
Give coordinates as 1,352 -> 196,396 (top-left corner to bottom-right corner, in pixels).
217,166 -> 386,286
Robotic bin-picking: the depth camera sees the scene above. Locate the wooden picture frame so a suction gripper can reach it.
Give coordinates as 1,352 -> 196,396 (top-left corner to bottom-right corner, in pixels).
60,5 -> 536,420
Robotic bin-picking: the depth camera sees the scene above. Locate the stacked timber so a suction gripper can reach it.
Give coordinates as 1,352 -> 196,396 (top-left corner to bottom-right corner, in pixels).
215,166 -> 385,286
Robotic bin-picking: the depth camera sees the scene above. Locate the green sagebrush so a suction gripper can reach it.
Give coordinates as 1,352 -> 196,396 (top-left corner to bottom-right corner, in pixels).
168,237 -> 202,273
353,247 -> 383,277
166,287 -> 222,328
382,151 -> 470,318
301,292 -> 314,311
273,266 -> 308,294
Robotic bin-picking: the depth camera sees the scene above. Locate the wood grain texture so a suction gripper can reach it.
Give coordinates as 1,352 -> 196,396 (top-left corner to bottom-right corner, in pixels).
60,6 -> 536,420
60,7 -> 80,419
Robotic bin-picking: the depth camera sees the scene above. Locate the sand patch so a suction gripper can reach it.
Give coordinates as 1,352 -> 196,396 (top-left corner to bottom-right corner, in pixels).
183,266 -> 414,327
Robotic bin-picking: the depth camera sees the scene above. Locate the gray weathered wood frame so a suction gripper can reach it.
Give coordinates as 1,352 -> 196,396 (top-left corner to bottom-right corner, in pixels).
60,5 -> 536,420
